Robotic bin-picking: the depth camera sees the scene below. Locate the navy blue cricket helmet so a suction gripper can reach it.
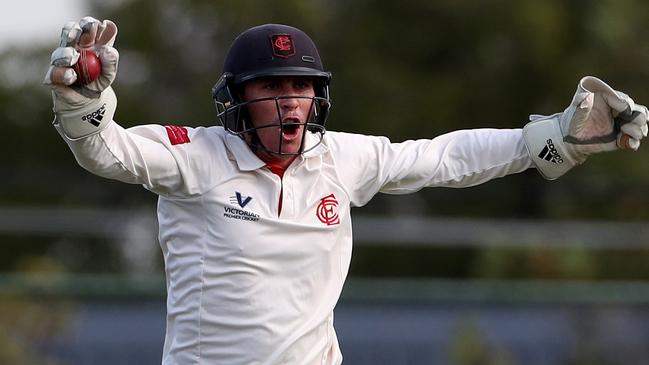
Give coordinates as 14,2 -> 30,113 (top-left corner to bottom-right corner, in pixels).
212,24 -> 332,154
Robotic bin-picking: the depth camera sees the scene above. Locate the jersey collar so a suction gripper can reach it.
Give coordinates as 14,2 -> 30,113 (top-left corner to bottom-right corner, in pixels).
301,132 -> 329,158
224,133 -> 265,171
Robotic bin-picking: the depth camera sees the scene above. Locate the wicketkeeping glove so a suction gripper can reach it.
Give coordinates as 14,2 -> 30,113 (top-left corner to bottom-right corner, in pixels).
44,16 -> 119,139
523,76 -> 648,180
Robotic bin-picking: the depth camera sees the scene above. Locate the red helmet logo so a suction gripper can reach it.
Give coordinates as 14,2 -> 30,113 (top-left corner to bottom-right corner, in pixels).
316,193 -> 340,226
271,34 -> 295,58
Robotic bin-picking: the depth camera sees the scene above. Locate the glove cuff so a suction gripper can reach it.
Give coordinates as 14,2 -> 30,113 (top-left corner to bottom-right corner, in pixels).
53,87 -> 116,139
522,114 -> 585,180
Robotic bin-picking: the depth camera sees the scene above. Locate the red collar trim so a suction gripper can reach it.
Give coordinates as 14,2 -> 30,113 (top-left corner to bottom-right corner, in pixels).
266,163 -> 287,178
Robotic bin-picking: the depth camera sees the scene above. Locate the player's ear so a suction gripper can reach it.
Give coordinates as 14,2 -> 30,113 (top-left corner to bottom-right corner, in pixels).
234,83 -> 247,102
231,82 -> 253,130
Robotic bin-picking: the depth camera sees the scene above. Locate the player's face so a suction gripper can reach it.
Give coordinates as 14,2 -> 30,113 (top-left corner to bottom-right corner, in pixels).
242,76 -> 315,157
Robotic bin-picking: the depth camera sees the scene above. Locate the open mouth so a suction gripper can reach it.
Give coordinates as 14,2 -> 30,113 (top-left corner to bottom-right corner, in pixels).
281,119 -> 302,140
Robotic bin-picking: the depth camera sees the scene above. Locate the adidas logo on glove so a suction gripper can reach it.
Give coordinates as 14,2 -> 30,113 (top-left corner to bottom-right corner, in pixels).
81,103 -> 106,127
538,139 -> 564,164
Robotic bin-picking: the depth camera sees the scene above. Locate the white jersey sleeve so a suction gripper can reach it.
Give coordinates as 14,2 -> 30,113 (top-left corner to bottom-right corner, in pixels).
325,128 -> 532,207
54,119 -> 225,196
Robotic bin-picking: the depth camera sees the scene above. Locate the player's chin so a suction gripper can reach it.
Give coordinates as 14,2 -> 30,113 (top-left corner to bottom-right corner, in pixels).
279,141 -> 303,155
272,135 -> 301,154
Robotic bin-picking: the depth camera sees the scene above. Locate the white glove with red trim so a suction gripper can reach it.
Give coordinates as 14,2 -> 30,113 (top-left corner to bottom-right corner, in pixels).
523,76 -> 648,180
44,16 -> 119,139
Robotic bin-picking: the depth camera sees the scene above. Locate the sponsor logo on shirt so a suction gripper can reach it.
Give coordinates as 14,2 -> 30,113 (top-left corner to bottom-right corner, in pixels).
230,192 -> 252,208
316,193 -> 340,226
224,192 -> 259,222
223,206 -> 260,222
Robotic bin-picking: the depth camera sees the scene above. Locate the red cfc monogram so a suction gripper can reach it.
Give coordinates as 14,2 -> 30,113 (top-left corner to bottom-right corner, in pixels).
316,193 -> 340,226
270,34 -> 295,58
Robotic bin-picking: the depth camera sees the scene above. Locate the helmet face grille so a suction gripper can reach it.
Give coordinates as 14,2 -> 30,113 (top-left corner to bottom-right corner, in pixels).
214,94 -> 329,155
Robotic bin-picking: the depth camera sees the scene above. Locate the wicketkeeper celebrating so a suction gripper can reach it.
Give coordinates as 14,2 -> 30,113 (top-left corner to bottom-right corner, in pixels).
44,16 -> 648,365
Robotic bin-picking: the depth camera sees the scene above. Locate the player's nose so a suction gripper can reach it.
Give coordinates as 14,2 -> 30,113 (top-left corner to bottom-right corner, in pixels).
279,96 -> 300,110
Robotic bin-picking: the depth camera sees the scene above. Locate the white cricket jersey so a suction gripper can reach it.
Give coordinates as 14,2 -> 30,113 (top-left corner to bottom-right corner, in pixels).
54,119 -> 531,364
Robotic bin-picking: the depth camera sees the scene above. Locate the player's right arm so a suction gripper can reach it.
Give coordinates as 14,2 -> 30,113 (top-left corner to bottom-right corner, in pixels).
45,17 -> 188,195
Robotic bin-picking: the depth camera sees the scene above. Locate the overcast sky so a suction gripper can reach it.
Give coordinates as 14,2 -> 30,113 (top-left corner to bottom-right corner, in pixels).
0,0 -> 87,50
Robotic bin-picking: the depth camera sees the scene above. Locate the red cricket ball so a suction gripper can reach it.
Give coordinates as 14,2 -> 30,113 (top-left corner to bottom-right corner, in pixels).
73,49 -> 102,85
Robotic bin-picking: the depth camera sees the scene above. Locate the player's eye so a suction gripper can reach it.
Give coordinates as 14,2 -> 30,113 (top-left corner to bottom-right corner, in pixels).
294,79 -> 313,90
262,81 -> 280,90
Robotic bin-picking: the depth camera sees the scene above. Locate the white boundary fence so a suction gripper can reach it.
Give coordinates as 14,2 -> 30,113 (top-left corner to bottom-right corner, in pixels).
1,206 -> 648,248
1,206 -> 649,303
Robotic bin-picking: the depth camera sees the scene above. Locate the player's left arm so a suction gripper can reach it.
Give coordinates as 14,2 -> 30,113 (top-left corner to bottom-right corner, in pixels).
377,76 -> 649,191
324,77 -> 648,204
327,128 -> 531,206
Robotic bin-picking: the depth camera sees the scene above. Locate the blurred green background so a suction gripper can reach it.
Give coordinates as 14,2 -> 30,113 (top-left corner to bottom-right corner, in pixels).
2,0 -> 648,277
1,0 -> 649,364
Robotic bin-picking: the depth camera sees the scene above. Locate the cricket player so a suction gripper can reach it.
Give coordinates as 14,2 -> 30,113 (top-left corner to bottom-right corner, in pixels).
45,17 -> 648,365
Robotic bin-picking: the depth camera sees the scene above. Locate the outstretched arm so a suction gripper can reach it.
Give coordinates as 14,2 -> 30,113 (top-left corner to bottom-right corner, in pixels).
331,77 -> 648,206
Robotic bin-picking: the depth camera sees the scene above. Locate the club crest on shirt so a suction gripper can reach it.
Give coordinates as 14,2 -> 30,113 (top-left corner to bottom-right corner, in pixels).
316,193 -> 340,226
